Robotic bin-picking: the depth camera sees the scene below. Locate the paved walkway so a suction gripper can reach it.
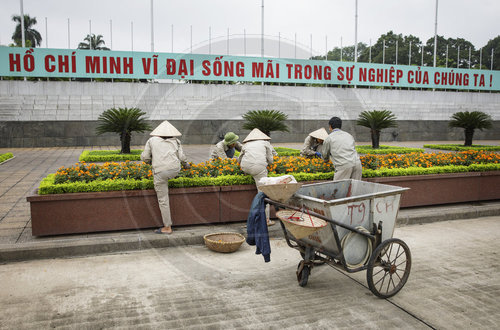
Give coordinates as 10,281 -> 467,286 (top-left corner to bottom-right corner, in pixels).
1,216 -> 499,329
0,140 -> 499,262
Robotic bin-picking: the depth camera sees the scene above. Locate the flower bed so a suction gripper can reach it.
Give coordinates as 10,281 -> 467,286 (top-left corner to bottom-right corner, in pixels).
0,152 -> 14,164
37,150 -> 500,195
361,150 -> 500,170
356,145 -> 424,154
423,144 -> 500,151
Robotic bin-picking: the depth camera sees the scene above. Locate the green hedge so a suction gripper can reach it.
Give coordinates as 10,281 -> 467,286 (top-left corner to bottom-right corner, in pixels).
0,152 -> 14,164
423,144 -> 500,151
356,145 -> 425,154
79,150 -> 143,162
37,164 -> 500,195
234,147 -> 300,158
363,163 -> 500,177
80,147 -> 301,162
38,171 -> 335,194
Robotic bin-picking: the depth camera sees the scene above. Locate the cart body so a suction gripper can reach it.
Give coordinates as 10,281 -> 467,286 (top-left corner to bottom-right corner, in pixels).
286,180 -> 408,271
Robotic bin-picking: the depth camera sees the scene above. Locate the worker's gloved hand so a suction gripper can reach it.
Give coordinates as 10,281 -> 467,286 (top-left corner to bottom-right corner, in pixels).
183,163 -> 192,170
315,152 -> 322,158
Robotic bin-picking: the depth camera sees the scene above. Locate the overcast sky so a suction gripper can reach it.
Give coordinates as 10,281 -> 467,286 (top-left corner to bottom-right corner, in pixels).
1,0 -> 499,58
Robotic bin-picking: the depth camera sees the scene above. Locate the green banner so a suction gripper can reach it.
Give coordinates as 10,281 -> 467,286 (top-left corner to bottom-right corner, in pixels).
1,47 -> 499,91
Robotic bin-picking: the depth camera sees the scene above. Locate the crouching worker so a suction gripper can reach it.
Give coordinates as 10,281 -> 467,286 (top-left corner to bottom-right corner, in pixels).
210,132 -> 243,159
141,120 -> 190,235
238,128 -> 277,226
300,128 -> 329,158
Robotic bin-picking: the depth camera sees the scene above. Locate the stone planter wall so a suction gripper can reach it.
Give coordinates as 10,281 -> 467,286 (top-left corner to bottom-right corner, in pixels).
27,171 -> 500,236
27,184 -> 258,236
365,171 -> 500,208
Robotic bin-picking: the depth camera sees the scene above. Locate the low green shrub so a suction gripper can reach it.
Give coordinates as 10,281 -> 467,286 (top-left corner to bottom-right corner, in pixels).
0,152 -> 14,164
79,149 -> 143,162
363,164 -> 500,178
234,147 -> 300,158
38,174 -> 154,195
423,144 -> 500,151
356,145 -> 425,154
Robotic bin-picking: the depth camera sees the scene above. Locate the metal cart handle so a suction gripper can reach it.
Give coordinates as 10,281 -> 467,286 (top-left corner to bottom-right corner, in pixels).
264,198 -> 375,240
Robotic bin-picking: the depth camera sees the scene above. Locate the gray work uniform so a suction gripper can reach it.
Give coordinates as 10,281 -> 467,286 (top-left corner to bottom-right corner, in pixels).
322,129 -> 362,181
141,136 -> 188,227
238,140 -> 277,219
210,141 -> 243,159
300,136 -> 324,157
238,140 -> 276,185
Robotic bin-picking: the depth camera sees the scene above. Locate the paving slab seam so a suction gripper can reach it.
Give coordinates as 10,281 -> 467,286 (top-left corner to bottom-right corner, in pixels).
328,261 -> 438,329
1,203 -> 499,263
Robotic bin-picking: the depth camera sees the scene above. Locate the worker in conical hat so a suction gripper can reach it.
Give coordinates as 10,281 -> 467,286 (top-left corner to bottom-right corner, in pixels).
300,127 -> 329,158
141,120 -> 190,234
238,128 -> 278,225
210,132 -> 243,159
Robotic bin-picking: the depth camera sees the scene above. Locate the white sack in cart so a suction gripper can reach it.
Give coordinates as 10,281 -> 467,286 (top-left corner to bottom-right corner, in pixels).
258,175 -> 297,186
257,175 -> 301,203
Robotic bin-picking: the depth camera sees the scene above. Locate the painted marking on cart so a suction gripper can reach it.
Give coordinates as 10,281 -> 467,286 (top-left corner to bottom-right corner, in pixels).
376,200 -> 395,213
347,202 -> 366,225
302,205 -> 325,216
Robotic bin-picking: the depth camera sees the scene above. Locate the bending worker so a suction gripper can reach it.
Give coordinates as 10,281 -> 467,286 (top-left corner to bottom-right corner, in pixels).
300,128 -> 329,158
322,116 -> 362,181
238,128 -> 277,225
210,132 -> 243,159
141,120 -> 190,235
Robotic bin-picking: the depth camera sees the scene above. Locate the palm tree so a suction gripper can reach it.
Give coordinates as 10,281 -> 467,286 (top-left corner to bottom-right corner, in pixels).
11,14 -> 42,47
78,34 -> 110,50
356,110 -> 397,149
96,108 -> 152,154
449,111 -> 492,146
242,110 -> 289,137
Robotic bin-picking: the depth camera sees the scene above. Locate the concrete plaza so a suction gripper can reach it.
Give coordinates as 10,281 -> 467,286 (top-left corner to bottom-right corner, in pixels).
0,216 -> 499,329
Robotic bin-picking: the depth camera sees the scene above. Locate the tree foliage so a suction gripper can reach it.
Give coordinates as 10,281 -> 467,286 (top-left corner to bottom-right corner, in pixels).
96,107 -> 152,154
241,110 -> 289,137
11,14 -> 42,47
356,110 -> 397,149
311,30 -> 500,70
78,34 -> 110,50
448,111 -> 493,146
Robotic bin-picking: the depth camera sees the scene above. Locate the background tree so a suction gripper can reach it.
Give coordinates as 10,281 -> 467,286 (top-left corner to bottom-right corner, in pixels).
481,36 -> 500,70
78,34 -> 110,50
424,36 -> 478,68
448,111 -> 492,146
96,108 -> 152,154
311,42 -> 367,62
11,14 -> 42,47
356,110 -> 397,149
242,110 -> 289,137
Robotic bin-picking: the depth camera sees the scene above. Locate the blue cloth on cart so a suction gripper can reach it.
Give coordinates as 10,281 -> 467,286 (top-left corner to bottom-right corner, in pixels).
246,192 -> 271,262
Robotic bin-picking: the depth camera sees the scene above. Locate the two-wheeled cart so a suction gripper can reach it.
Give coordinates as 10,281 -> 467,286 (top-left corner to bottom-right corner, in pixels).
264,179 -> 411,298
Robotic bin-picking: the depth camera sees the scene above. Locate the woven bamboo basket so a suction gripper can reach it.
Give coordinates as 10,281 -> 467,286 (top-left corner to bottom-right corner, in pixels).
258,182 -> 302,203
203,232 -> 246,253
276,210 -> 328,240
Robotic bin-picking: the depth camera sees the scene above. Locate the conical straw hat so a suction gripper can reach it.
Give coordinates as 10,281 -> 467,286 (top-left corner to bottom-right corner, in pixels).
309,128 -> 329,140
150,120 -> 182,137
243,128 -> 271,142
277,210 -> 327,240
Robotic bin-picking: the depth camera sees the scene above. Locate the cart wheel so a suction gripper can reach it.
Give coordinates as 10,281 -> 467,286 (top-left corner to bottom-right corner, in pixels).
296,261 -> 311,287
366,238 -> 411,298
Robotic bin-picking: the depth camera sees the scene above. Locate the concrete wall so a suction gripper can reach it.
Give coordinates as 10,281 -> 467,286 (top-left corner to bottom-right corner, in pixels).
1,80 -> 499,147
